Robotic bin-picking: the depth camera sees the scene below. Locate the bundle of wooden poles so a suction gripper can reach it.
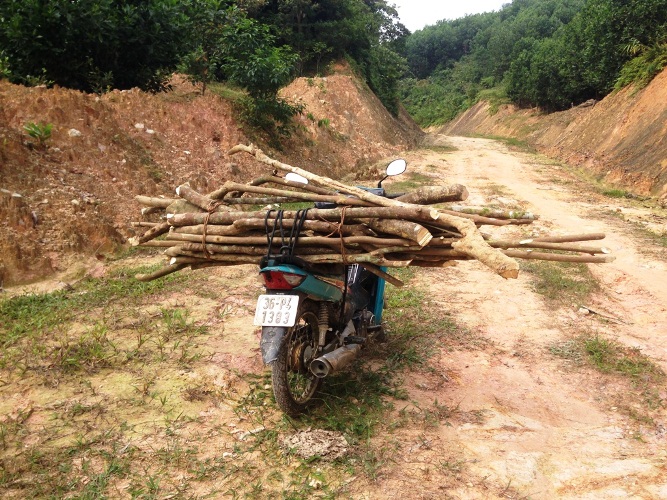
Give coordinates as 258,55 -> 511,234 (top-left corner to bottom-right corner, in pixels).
130,144 -> 614,285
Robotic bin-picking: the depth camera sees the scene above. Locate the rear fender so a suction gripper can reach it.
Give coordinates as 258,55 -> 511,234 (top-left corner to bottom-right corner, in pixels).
260,263 -> 343,302
260,326 -> 287,364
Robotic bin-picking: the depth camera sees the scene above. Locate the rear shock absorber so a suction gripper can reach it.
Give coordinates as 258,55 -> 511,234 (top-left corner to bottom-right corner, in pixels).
317,302 -> 329,348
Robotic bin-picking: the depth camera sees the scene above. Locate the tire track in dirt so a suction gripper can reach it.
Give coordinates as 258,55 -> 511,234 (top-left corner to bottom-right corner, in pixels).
350,135 -> 667,499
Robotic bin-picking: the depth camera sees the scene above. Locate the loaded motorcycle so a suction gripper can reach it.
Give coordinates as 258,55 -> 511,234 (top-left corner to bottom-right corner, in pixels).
252,159 -> 407,416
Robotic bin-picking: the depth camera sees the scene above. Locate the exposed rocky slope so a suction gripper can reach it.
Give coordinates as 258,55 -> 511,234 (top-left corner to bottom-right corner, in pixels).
442,68 -> 667,201
0,68 -> 422,286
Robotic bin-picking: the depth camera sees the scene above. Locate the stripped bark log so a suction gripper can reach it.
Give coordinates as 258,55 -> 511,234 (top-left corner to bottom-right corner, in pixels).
135,195 -> 175,208
135,263 -> 187,282
436,209 -> 512,226
166,206 -> 449,232
525,233 -> 606,243
220,197 -> 296,205
449,205 -> 538,220
165,199 -> 203,216
396,185 -> 469,204
130,222 -> 171,245
169,252 -> 412,267
361,219 -> 432,246
176,184 -> 225,212
244,175 -> 334,195
360,263 -> 405,287
141,206 -> 163,216
215,181 -> 373,207
166,243 -> 339,257
172,219 -> 375,237
228,143 -> 520,278
488,239 -> 611,255
502,249 -> 615,263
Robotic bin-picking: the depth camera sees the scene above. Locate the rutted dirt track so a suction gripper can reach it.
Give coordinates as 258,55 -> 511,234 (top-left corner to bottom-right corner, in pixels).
3,135 -> 667,499
355,135 -> 667,499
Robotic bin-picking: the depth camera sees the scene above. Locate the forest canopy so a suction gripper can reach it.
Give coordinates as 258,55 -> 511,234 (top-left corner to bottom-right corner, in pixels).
1,0 -> 666,129
0,0 -> 409,122
399,0 -> 667,125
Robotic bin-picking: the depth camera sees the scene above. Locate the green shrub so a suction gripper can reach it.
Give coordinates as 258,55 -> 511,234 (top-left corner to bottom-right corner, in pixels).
615,42 -> 667,91
0,52 -> 11,79
23,122 -> 52,147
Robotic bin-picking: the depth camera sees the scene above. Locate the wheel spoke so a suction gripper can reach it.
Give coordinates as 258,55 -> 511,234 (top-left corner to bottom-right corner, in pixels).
271,302 -> 323,415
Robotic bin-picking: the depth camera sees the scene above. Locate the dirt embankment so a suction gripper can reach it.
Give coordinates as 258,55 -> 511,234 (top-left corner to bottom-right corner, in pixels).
0,68 -> 422,286
442,68 -> 667,200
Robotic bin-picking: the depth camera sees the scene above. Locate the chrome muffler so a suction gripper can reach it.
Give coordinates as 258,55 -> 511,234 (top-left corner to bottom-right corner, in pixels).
310,343 -> 362,378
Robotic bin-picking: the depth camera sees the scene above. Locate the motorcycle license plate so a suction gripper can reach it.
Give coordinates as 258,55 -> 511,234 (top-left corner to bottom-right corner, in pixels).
253,295 -> 299,327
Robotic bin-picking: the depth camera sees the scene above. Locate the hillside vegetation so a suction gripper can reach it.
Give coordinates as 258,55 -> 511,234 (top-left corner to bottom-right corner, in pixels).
400,0 -> 667,125
0,0 -> 409,131
443,66 -> 667,199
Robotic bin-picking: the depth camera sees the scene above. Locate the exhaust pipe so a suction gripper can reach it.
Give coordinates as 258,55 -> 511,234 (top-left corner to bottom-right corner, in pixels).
310,343 -> 362,378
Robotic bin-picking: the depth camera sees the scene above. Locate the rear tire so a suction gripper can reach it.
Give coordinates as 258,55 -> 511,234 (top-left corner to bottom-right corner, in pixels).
271,300 -> 322,416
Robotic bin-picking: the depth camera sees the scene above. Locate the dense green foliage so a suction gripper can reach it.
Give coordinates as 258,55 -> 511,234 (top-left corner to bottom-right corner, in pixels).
4,0 -> 665,130
400,0 -> 667,125
247,0 -> 409,115
0,0 -> 409,124
0,0 -> 188,92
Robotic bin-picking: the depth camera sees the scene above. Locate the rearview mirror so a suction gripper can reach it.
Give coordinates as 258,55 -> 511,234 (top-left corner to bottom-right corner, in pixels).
285,172 -> 308,184
386,159 -> 407,177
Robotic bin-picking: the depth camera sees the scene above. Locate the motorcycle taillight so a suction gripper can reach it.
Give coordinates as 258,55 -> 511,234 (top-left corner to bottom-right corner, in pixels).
261,271 -> 306,290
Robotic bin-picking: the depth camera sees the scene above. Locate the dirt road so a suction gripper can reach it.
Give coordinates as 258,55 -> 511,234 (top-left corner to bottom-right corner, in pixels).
3,135 -> 666,499
349,135 -> 667,498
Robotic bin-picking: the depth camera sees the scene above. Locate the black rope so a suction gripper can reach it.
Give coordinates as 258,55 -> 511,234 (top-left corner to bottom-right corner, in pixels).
264,209 -> 281,257
263,208 -> 310,261
284,209 -> 309,256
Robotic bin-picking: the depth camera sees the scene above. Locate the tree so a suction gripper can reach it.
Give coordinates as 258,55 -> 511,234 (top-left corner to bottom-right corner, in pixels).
0,0 -> 190,92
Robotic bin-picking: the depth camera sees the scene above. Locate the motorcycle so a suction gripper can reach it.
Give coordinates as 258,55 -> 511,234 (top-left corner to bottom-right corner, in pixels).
252,159 -> 408,416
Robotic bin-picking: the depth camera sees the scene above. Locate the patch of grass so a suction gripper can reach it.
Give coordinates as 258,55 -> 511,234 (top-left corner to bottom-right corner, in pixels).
0,260 -> 472,498
476,87 -> 510,115
550,333 -> 665,426
0,264 -> 189,371
55,322 -> 118,373
423,144 -> 457,154
384,268 -> 483,363
521,260 -> 599,305
306,368 -> 399,442
387,172 -> 434,193
207,82 -> 247,102
602,209 -> 667,250
0,264 -> 181,342
602,188 -> 630,198
481,182 -> 511,197
583,336 -> 663,380
474,134 -> 536,153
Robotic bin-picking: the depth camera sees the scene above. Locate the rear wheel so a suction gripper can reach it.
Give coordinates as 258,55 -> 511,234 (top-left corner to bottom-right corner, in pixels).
271,300 -> 322,416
